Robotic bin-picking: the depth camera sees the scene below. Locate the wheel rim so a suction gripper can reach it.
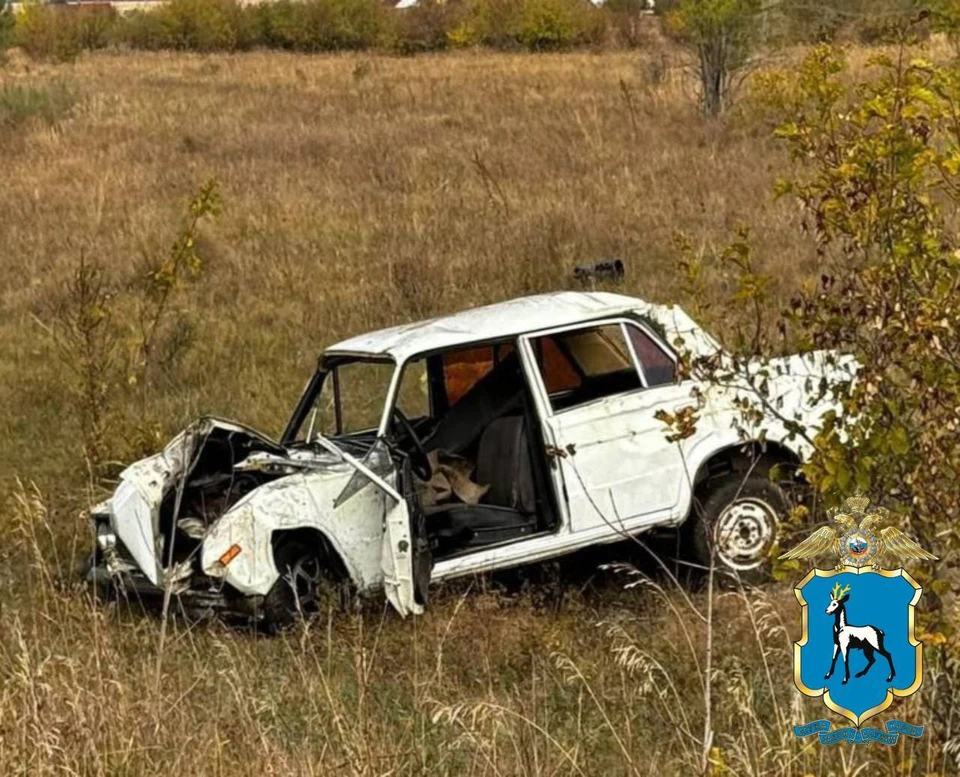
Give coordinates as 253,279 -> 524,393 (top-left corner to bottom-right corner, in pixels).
714,497 -> 776,572
285,556 -> 322,615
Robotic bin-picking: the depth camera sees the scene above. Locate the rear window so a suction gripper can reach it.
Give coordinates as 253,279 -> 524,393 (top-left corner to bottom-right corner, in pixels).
530,323 -> 642,411
626,324 -> 676,386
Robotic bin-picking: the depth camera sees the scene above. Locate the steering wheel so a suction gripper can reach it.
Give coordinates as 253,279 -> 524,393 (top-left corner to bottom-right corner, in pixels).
391,408 -> 433,482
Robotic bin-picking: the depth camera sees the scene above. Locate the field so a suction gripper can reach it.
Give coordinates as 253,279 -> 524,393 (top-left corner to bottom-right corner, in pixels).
0,45 -> 948,774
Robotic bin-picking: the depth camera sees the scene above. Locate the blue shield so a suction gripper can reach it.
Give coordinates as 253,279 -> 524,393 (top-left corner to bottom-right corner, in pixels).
794,567 -> 922,726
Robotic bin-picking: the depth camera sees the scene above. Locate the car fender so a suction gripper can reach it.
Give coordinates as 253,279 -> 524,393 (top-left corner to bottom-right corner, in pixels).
677,429 -> 804,523
673,348 -> 855,523
200,470 -> 387,597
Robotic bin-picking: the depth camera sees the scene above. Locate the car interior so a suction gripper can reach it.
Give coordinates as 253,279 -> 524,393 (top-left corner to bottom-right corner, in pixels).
396,321 -> 676,558
410,346 -> 555,559
307,319 -> 678,561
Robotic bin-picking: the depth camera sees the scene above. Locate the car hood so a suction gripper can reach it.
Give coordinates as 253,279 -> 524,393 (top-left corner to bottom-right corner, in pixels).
102,416 -> 367,586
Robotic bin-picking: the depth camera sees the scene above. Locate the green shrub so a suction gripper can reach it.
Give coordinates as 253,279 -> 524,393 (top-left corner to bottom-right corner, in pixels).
0,0 -> 15,52
151,0 -> 258,52
388,0 -> 461,54
252,0 -> 300,49
0,80 -> 76,129
7,0 -> 636,57
117,9 -> 171,50
452,0 -> 601,51
462,0 -> 523,48
513,0 -> 603,49
73,6 -> 119,51
14,2 -> 84,62
293,0 -> 387,51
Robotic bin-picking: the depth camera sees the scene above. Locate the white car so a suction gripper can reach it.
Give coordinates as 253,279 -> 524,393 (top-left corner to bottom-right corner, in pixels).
86,292 -> 852,625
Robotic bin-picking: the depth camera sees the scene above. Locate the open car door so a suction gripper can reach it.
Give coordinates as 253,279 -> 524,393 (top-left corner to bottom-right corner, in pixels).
380,458 -> 432,616
316,435 -> 431,616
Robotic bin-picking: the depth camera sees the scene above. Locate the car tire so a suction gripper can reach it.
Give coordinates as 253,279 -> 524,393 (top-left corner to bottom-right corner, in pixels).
685,470 -> 786,584
261,539 -> 348,631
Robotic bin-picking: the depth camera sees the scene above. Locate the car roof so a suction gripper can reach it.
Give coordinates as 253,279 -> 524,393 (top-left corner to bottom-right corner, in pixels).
325,291 -> 703,362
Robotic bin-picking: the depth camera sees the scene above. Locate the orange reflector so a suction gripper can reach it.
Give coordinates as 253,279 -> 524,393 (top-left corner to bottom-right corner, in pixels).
218,544 -> 241,566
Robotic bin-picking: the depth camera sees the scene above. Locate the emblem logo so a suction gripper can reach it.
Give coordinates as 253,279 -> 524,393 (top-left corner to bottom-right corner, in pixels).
779,494 -> 935,745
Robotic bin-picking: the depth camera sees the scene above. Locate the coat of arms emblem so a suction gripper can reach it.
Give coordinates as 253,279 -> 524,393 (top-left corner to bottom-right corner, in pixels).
779,494 -> 935,745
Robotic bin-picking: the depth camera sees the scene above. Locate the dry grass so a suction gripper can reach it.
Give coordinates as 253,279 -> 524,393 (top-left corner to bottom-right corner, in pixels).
0,44 -> 955,775
0,47 -> 816,485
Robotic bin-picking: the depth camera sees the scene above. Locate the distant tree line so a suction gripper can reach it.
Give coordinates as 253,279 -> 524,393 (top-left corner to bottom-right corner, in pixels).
1,0 -> 652,60
0,0 -> 955,115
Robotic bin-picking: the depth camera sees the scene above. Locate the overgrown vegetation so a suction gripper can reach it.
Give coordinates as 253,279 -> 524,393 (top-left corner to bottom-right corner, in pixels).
0,80 -> 76,129
4,38 -> 960,775
39,181 -> 220,473
12,1 -> 116,62
8,0 -> 613,56
0,0 -> 944,64
0,0 -> 14,53
669,42 -> 960,746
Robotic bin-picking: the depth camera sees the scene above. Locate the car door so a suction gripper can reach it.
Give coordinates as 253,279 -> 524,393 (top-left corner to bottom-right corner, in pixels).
520,319 -> 692,537
380,457 -> 432,617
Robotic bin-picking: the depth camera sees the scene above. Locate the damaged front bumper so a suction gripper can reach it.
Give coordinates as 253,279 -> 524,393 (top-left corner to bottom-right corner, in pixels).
85,513 -> 264,621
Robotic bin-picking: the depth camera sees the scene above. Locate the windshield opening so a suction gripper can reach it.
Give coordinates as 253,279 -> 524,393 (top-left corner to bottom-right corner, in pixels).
290,358 -> 397,450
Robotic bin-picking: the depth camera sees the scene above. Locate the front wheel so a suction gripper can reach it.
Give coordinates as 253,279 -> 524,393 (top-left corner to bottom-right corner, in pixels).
685,472 -> 785,583
262,539 -> 349,630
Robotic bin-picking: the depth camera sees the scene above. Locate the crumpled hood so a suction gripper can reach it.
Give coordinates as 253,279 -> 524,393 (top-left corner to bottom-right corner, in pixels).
107,428 -> 197,585
103,417 -> 305,586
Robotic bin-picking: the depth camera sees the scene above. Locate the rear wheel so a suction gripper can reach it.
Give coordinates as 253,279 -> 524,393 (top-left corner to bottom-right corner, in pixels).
686,472 -> 785,583
262,539 -> 348,630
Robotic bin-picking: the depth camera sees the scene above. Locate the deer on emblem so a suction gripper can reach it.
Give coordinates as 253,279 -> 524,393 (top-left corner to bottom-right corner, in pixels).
824,582 -> 896,685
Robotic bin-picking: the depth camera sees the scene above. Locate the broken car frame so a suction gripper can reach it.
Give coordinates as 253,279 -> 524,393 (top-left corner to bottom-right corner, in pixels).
86,292 -> 855,625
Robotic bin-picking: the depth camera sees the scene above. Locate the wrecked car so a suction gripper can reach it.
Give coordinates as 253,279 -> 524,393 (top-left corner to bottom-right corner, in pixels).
86,292 -> 854,625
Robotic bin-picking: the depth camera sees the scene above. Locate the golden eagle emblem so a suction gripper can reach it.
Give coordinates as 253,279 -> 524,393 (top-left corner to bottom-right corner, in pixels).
779,494 -> 936,570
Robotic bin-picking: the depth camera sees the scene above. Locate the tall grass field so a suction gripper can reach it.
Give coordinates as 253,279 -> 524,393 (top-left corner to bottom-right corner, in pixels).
0,39 -> 955,775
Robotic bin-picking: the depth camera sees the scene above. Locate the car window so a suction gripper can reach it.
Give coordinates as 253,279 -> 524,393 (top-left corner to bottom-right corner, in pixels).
303,360 -> 395,438
626,324 -> 676,387
531,323 -> 642,412
538,336 -> 581,393
395,359 -> 430,419
563,324 -> 635,376
441,343 -> 515,407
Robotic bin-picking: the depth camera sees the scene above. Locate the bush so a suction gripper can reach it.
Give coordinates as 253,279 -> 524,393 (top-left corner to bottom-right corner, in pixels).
291,0 -> 388,51
0,80 -> 76,129
513,0 -> 603,49
73,5 -> 120,51
388,0 -> 461,54
0,0 -> 15,52
450,0 -> 602,50
455,0 -> 521,48
14,2 -> 84,62
252,0 -> 300,49
120,0 -> 260,52
117,9 -> 171,50
8,0 -> 644,57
